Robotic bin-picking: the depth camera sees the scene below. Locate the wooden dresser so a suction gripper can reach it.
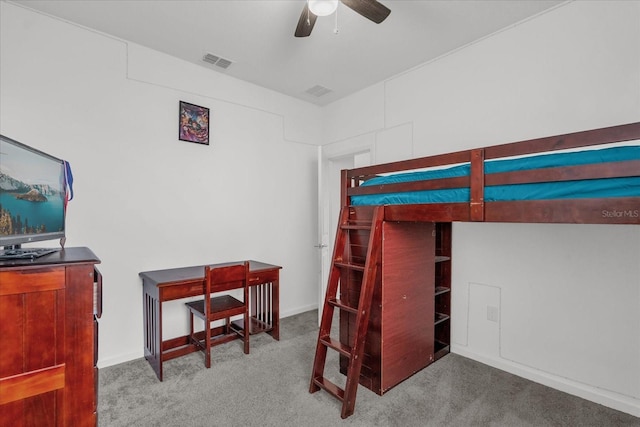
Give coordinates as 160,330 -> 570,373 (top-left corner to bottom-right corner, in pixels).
0,247 -> 101,427
340,222 -> 451,395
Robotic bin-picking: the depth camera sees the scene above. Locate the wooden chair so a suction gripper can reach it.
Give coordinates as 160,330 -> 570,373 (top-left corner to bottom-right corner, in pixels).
185,261 -> 250,368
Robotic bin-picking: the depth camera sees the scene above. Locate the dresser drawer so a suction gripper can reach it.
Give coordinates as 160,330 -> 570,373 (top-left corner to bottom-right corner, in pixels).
0,267 -> 65,296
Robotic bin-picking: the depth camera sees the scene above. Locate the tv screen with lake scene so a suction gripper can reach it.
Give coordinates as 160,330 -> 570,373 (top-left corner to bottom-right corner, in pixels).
0,135 -> 66,248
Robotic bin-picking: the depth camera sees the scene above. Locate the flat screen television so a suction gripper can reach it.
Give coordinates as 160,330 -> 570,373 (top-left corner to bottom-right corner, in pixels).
0,135 -> 66,258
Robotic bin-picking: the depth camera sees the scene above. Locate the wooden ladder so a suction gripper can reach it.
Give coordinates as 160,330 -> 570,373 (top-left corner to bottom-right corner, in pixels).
309,205 -> 384,419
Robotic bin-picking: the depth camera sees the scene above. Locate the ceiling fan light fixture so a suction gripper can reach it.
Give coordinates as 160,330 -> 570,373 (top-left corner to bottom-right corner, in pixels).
308,0 -> 339,17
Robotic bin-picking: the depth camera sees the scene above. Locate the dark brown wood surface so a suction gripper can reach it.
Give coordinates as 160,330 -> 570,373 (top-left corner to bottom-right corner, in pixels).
379,222 -> 435,392
0,247 -> 101,427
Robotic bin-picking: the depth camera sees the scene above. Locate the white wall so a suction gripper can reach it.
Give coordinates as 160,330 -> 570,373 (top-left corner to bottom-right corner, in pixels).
0,2 -> 321,367
322,0 -> 640,417
2,0 -> 640,418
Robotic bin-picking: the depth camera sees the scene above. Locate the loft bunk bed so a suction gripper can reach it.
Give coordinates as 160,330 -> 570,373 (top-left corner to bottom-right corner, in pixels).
309,122 -> 640,419
345,121 -> 640,224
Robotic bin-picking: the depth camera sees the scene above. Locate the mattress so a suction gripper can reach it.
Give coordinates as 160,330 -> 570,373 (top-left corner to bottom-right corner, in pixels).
350,146 -> 640,206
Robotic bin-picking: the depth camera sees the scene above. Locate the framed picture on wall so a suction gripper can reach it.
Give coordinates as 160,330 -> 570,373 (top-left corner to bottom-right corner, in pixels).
179,101 -> 210,145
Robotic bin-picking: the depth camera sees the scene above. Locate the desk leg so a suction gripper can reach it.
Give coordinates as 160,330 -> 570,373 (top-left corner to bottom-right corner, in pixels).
142,280 -> 163,381
272,278 -> 279,340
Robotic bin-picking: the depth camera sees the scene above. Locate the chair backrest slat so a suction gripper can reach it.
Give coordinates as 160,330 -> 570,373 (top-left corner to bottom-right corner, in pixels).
205,262 -> 249,295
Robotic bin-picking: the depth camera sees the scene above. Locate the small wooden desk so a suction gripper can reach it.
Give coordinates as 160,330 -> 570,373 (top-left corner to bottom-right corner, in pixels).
139,260 -> 281,381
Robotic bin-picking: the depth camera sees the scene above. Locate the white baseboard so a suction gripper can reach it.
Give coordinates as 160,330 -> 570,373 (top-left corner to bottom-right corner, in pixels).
280,303 -> 317,319
97,304 -> 319,369
98,350 -> 144,369
451,344 -> 640,418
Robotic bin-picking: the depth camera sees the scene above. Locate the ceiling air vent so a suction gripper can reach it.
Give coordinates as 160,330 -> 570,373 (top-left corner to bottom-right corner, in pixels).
202,53 -> 233,69
305,85 -> 332,97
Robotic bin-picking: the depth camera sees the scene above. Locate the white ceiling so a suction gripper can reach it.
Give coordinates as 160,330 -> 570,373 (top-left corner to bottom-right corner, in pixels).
13,0 -> 565,106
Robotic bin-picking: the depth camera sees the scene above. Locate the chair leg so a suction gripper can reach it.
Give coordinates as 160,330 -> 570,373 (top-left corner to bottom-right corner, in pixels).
188,312 -> 195,345
243,310 -> 250,354
224,316 -> 230,334
205,319 -> 211,368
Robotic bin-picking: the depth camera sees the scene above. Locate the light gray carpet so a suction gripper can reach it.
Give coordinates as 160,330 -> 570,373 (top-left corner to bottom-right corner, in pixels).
99,310 -> 640,426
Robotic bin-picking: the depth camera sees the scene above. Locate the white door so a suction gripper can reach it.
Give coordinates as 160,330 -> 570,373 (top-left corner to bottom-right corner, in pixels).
317,151 -> 371,324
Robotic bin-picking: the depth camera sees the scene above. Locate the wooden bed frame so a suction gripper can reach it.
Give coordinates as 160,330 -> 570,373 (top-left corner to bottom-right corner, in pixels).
342,122 -> 640,224
311,122 -> 639,419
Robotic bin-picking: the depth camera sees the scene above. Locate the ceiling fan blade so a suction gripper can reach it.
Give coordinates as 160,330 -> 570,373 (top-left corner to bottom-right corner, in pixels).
295,3 -> 318,37
341,0 -> 391,24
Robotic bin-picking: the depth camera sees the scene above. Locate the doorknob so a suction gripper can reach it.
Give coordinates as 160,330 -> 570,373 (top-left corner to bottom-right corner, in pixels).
314,244 -> 328,248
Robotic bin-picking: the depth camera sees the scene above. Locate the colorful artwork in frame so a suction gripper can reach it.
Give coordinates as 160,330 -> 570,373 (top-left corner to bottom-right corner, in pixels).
179,101 -> 210,145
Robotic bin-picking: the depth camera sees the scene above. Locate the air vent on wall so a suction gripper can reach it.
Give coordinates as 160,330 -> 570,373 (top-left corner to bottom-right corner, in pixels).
202,53 -> 233,69
305,85 -> 332,97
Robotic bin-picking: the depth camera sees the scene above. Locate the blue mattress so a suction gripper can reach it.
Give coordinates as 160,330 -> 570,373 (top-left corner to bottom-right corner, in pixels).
350,146 -> 640,206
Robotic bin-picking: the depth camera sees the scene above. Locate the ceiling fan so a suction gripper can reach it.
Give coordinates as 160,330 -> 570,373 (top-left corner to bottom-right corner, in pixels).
295,0 -> 391,37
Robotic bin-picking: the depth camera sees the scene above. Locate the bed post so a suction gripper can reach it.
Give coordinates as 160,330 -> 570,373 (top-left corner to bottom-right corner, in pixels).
470,149 -> 485,221
341,169 -> 349,207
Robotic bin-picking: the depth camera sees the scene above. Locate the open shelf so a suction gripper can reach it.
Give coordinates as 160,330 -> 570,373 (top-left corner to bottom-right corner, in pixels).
434,312 -> 450,325
435,286 -> 450,296
433,222 -> 451,363
231,316 -> 273,335
434,340 -> 450,360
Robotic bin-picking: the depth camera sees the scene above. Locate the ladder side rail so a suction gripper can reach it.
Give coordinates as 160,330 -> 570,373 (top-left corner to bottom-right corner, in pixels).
309,206 -> 350,393
340,206 -> 384,418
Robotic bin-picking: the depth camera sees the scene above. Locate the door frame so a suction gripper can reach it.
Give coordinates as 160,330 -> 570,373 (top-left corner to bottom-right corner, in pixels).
317,147 -> 372,324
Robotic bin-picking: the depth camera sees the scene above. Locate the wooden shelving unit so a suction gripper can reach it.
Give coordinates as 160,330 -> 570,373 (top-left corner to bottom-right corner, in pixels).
337,216 -> 453,395
434,222 -> 452,361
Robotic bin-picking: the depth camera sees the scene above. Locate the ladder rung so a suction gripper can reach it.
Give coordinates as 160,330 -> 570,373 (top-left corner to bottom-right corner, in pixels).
328,298 -> 358,314
334,262 -> 365,271
312,376 -> 345,402
341,224 -> 372,230
320,335 -> 352,357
